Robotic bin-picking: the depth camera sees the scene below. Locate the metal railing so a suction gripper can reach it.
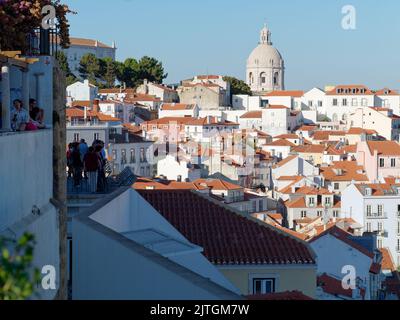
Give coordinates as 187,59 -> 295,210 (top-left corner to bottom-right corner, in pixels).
366,212 -> 388,219
26,27 -> 59,57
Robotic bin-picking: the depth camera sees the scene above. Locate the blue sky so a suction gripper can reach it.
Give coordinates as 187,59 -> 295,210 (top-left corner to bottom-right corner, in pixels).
64,0 -> 400,90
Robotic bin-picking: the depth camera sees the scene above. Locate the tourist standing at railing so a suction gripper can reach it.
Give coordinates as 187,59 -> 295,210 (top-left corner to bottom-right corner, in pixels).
79,139 -> 89,178
71,142 -> 83,187
11,99 -> 29,131
83,146 -> 100,193
94,143 -> 106,192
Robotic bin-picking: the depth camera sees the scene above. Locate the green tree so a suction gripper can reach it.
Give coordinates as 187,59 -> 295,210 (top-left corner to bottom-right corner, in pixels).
0,233 -> 40,300
223,76 -> 252,96
99,57 -> 117,88
136,56 -> 168,85
78,53 -> 101,85
56,51 -> 76,86
116,58 -> 139,88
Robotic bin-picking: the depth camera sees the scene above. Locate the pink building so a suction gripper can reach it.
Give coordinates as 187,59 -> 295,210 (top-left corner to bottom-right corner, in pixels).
356,140 -> 400,182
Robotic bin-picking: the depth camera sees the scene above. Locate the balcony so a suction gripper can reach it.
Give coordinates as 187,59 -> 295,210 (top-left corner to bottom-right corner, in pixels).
366,212 -> 387,219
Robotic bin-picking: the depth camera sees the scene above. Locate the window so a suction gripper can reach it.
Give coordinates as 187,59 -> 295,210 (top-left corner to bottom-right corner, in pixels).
352,98 -> 358,106
301,211 -> 307,218
177,175 -> 182,182
333,210 -> 339,218
325,197 -> 331,205
391,158 -> 396,167
378,205 -> 383,216
379,158 -> 385,167
334,183 -> 340,190
361,98 -> 367,106
94,133 -> 99,141
252,278 -> 276,294
378,239 -> 383,249
342,99 -> 347,106
377,222 -> 383,232
317,211 -> 322,217
121,149 -> 127,165
140,148 -> 146,163
366,222 -> 372,232
73,133 -> 79,142
309,197 -> 315,205
318,100 -> 323,107
308,101 -> 313,107
112,149 -> 117,161
366,205 -> 372,216
130,149 -> 136,163
333,99 -> 338,106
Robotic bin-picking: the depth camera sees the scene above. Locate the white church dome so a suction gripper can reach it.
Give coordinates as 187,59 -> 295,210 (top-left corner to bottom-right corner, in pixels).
246,24 -> 285,93
247,44 -> 283,69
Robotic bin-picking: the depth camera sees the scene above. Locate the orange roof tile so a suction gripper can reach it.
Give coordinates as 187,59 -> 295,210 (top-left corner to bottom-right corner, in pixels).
379,248 -> 396,271
161,103 -> 196,110
264,139 -> 296,147
264,90 -> 304,97
240,111 -> 262,119
326,85 -> 374,96
366,140 -> 400,156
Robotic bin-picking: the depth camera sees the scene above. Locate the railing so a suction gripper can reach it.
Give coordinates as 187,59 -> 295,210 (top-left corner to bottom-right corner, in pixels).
26,27 -> 59,57
366,212 -> 387,219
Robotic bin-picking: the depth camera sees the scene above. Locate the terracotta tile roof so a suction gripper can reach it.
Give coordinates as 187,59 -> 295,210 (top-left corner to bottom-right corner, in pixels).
274,134 -> 300,140
246,291 -> 313,300
277,175 -> 303,181
342,145 -> 357,153
375,88 -> 399,96
285,195 -> 338,209
240,111 -> 262,119
161,103 -> 196,110
317,273 -> 353,298
264,139 -> 296,147
58,37 -> 114,49
71,100 -> 91,107
138,190 -> 316,265
133,178 -> 207,190
347,127 -> 377,135
264,90 -> 304,97
366,140 -> 400,156
320,161 -> 368,182
264,220 -> 310,241
193,179 -> 242,191
354,182 -> 400,196
326,85 -> 374,96
369,262 -> 381,274
292,144 -> 325,154
312,131 -> 346,141
66,107 -> 121,122
124,93 -> 161,103
122,123 -> 142,133
297,125 -> 318,132
309,226 -> 374,258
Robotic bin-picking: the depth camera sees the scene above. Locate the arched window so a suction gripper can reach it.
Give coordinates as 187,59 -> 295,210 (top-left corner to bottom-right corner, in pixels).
260,72 -> 267,84
332,113 -> 338,122
273,72 -> 279,86
249,72 -> 253,84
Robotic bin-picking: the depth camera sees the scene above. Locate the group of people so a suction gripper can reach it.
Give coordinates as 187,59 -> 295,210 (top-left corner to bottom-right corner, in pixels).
11,98 -> 45,131
67,139 -> 107,193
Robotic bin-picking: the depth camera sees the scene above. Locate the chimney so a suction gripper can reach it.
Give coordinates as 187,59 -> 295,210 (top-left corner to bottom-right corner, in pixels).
93,99 -> 99,113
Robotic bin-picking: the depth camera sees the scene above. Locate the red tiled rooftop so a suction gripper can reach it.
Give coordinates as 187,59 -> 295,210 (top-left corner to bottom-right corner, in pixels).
246,291 -> 313,300
138,190 -> 316,265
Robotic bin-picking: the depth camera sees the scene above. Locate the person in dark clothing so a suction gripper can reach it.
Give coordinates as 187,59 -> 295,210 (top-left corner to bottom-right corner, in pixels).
95,144 -> 106,192
83,146 -> 100,193
71,142 -> 83,187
